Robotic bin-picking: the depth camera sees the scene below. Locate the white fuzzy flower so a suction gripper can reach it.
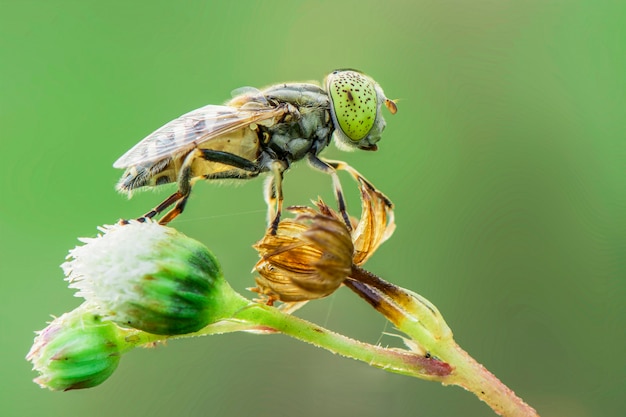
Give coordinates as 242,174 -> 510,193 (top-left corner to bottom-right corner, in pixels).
62,220 -> 225,335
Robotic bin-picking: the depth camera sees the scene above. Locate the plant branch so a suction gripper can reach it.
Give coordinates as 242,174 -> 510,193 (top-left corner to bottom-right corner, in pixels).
346,265 -> 539,417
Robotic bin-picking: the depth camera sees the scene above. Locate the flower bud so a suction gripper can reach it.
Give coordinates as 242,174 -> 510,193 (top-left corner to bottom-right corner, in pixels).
26,305 -> 122,391
63,221 -> 227,335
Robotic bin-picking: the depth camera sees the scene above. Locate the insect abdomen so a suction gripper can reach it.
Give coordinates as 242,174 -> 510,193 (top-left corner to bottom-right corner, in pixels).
116,158 -> 178,194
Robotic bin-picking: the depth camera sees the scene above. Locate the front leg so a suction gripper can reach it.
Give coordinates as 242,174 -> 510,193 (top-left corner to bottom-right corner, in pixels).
307,154 -> 352,230
322,158 -> 393,209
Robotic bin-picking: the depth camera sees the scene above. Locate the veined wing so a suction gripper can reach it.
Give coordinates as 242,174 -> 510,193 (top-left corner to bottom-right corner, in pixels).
113,103 -> 285,168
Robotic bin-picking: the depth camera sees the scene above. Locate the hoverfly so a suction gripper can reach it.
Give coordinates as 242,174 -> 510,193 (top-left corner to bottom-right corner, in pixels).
114,69 -> 397,231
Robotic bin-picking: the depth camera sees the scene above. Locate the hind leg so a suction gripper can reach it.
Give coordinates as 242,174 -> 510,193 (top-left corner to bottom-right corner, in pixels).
138,151 -> 197,225
138,148 -> 261,225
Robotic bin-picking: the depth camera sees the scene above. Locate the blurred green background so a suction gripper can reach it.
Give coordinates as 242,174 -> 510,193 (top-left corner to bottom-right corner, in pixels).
1,1 -> 624,416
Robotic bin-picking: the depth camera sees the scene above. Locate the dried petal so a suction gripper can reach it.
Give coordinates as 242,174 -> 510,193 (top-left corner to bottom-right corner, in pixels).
352,178 -> 395,265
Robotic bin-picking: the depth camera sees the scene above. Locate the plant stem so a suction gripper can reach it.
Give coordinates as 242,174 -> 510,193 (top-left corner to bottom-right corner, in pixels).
437,342 -> 539,417
117,288 -> 451,380
346,265 -> 539,417
118,271 -> 538,416
231,301 -> 451,379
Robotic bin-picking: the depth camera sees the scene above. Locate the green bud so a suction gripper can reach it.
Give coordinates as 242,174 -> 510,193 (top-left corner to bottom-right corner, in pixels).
62,221 -> 227,335
26,305 -> 122,391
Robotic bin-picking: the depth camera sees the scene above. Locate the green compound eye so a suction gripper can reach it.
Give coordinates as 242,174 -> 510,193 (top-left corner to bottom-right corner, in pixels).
328,71 -> 377,141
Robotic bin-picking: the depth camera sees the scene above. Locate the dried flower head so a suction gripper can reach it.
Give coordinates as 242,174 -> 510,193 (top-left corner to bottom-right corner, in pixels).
253,177 -> 395,302
253,203 -> 354,302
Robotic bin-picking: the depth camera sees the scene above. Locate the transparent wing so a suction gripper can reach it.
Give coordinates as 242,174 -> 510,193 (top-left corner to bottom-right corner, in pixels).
231,86 -> 263,98
113,103 -> 285,168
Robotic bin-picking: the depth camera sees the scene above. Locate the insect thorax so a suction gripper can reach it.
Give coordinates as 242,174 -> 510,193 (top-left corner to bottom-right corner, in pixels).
259,83 -> 333,165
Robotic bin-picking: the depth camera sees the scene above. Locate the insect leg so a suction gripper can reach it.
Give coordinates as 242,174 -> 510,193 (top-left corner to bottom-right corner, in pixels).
266,161 -> 286,234
322,158 -> 393,208
146,149 -> 264,224
198,149 -> 260,172
140,149 -> 264,225
264,175 -> 277,226
307,154 -> 352,230
142,191 -> 185,220
137,150 -> 199,225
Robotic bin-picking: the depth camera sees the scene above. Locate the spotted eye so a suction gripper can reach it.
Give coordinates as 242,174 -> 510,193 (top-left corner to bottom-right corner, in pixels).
327,71 -> 377,141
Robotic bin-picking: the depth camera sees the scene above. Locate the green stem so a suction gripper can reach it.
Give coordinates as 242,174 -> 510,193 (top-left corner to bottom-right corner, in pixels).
231,302 -> 451,379
117,284 -> 450,380
346,266 -> 539,417
117,271 -> 538,416
436,342 -> 539,417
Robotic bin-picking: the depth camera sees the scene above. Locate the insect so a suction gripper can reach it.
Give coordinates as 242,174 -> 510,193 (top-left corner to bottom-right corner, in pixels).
114,69 -> 397,231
